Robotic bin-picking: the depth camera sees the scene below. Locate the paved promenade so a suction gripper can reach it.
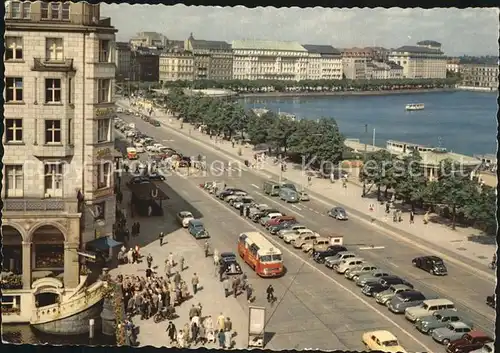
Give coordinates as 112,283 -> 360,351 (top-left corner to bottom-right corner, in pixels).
118,99 -> 495,269
109,176 -> 248,349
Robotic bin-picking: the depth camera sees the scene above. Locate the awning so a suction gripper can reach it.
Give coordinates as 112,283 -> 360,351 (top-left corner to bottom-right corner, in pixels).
86,236 -> 123,251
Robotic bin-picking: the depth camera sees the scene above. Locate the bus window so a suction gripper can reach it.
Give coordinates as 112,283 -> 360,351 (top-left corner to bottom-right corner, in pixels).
272,254 -> 282,261
259,255 -> 272,262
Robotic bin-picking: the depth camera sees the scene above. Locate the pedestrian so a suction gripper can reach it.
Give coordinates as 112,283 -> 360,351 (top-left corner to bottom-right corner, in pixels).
217,313 -> 225,331
191,273 -> 199,295
178,329 -> 186,348
409,210 -> 415,224
159,232 -> 164,246
165,260 -> 171,278
146,253 -> 153,268
191,321 -> 199,344
198,320 -> 206,344
222,277 -> 230,297
224,318 -> 232,348
217,329 -> 226,348
393,210 -> 398,222
168,252 -> 174,267
423,211 -> 429,225
179,256 -> 185,271
307,175 -> 312,185
173,271 -> 181,286
218,263 -> 225,282
385,203 -> 390,214
397,209 -> 403,222
246,284 -> 253,303
189,304 -> 197,321
231,277 -> 238,298
131,223 -> 136,237
136,221 -> 141,236
167,321 -> 177,344
204,241 -> 210,257
145,267 -> 152,279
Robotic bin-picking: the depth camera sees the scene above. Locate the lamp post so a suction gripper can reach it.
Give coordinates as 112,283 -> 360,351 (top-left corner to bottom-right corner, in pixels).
362,124 -> 368,197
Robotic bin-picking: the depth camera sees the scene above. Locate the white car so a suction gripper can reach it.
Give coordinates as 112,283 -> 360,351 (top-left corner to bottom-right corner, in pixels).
117,107 -> 123,113
126,130 -> 136,137
146,143 -> 164,153
283,228 -> 315,244
278,225 -> 307,238
177,211 -> 194,228
335,258 -> 365,274
225,192 -> 247,204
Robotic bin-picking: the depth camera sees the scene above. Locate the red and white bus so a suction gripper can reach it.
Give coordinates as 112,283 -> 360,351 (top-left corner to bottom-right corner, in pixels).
237,232 -> 284,277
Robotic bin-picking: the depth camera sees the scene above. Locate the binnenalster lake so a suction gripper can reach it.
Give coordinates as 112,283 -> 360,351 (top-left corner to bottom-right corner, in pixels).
241,91 -> 498,156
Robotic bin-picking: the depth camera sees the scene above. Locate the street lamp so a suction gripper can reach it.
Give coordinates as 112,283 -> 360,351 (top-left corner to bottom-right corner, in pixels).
362,124 -> 368,197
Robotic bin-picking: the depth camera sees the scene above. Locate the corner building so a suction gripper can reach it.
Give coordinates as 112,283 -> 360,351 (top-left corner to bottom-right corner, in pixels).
3,0 -> 117,296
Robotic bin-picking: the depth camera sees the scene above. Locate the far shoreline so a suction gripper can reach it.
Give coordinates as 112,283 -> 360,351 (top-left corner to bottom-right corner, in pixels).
238,87 -> 459,98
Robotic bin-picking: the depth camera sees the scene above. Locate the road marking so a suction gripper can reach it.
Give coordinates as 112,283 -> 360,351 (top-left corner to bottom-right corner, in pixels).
359,246 -> 386,250
291,204 -> 302,211
251,184 -> 260,189
386,261 -> 400,268
186,176 -> 434,353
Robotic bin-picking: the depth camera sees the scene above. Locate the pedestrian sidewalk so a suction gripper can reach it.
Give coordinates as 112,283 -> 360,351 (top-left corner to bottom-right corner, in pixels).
117,99 -> 496,269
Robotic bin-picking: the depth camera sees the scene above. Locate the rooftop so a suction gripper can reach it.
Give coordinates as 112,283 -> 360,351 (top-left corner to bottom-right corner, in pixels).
232,39 -> 306,52
392,46 -> 444,55
188,34 -> 231,50
302,44 -> 341,55
417,40 -> 442,47
387,61 -> 403,69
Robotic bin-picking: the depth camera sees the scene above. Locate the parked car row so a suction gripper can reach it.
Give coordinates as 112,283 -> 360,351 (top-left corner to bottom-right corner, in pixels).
199,182 -> 494,353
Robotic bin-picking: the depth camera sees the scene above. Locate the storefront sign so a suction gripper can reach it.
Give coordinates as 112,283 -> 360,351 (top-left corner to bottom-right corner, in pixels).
95,107 -> 115,117
96,148 -> 112,159
93,187 -> 113,199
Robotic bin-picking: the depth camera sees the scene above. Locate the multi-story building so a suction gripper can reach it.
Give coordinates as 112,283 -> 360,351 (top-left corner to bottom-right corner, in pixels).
232,40 -> 309,81
460,63 -> 499,89
446,58 -> 460,73
159,49 -> 195,82
366,60 -> 403,80
302,45 -> 343,80
185,33 -> 233,80
130,47 -> 160,82
388,41 -> 447,79
342,57 -> 368,80
129,31 -> 167,49
114,41 -> 131,80
3,0 -> 117,325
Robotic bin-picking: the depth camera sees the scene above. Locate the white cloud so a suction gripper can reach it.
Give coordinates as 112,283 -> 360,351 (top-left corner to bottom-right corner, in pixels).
101,5 -> 498,56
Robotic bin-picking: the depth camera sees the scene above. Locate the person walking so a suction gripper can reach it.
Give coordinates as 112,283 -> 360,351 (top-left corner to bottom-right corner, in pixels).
168,252 -> 174,267
204,241 -> 210,258
423,211 -> 430,225
173,271 -> 181,287
266,284 -> 275,303
179,256 -> 185,271
136,221 -> 141,236
217,313 -> 225,332
409,210 -> 415,224
222,277 -> 230,298
191,273 -> 199,295
189,304 -> 197,321
159,232 -> 164,246
165,259 -> 172,278
246,284 -> 254,303
167,321 -> 177,345
224,318 -> 232,348
217,329 -> 226,348
146,254 -> 153,268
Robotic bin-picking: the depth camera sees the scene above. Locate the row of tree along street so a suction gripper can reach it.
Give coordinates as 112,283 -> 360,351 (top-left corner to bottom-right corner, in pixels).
161,88 -> 494,236
361,150 -> 496,235
128,78 -> 460,94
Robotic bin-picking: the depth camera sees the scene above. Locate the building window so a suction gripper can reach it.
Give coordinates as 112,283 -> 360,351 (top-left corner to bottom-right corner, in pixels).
45,120 -> 62,144
97,163 -> 112,189
98,79 -> 111,103
23,2 -> 31,18
6,77 -> 23,102
97,119 -> 111,142
5,118 -> 23,143
94,201 -> 106,220
62,2 -> 70,20
5,37 -> 23,60
41,2 -> 48,19
45,79 -> 62,103
99,40 -> 110,62
11,1 -> 21,18
5,165 -> 24,198
46,38 -> 64,61
68,78 -> 73,103
51,2 -> 61,19
44,163 -> 63,198
68,119 -> 73,144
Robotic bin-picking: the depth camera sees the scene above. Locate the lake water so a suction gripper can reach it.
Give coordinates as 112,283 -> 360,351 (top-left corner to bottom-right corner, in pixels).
241,91 -> 498,156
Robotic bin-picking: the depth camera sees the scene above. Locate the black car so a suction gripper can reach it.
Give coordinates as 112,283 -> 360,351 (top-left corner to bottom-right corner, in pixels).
412,256 -> 447,275
486,294 -> 495,308
218,188 -> 246,200
128,176 -> 151,185
178,156 -> 192,168
361,282 -> 386,296
313,245 -> 348,264
251,208 -> 281,222
219,252 -> 242,275
149,172 -> 166,181
152,120 -> 161,127
378,276 -> 414,289
269,220 -> 297,235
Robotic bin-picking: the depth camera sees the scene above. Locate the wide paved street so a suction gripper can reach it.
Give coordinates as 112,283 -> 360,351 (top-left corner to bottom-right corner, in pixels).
113,108 -> 495,351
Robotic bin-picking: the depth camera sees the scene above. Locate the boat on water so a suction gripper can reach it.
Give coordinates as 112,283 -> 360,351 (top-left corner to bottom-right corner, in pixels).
405,103 -> 425,111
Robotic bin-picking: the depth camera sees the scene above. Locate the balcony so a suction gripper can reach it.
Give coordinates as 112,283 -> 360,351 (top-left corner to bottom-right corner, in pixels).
32,58 -> 75,73
32,144 -> 74,158
3,199 -> 79,214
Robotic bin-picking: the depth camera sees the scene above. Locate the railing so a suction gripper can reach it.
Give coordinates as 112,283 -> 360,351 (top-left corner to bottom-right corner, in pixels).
32,58 -> 74,72
31,281 -> 107,325
6,12 -> 112,28
3,198 -> 78,213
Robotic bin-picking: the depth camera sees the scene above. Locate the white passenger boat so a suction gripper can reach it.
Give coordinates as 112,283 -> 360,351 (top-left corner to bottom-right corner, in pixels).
405,103 -> 425,111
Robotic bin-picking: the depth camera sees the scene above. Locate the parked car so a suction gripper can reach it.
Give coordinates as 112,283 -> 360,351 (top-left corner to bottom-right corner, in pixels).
312,245 -> 348,264
248,204 -> 271,219
405,299 -> 456,323
232,196 -> 254,209
303,237 -> 332,254
269,220 -> 298,235
225,191 -> 248,204
219,252 -> 242,275
412,255 -> 448,275
335,257 -> 365,274
379,276 -> 413,289
265,215 -> 296,229
218,188 -> 246,200
292,233 -> 319,249
251,208 -> 280,222
177,211 -> 194,228
387,290 -> 426,314
361,330 -> 407,353
355,270 -> 391,287
432,322 -> 473,345
374,284 -> 413,305
299,191 -> 310,201
278,224 -> 307,238
415,310 -> 473,334
283,228 -> 315,244
445,331 -> 494,353
361,282 -> 387,297
187,219 -> 210,239
325,251 -> 357,269
128,176 -> 151,185
469,342 -> 494,353
345,264 -> 378,280
328,206 -> 348,220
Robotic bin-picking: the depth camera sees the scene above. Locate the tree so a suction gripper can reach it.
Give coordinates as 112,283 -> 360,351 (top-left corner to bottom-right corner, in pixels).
246,111 -> 275,145
393,150 -> 428,211
360,150 -> 393,200
267,115 -> 298,154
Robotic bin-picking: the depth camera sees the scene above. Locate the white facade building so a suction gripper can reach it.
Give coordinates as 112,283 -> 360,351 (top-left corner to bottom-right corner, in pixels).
232,40 -> 309,81
3,0 -> 117,301
302,44 -> 343,80
388,42 -> 447,79
342,57 -> 367,80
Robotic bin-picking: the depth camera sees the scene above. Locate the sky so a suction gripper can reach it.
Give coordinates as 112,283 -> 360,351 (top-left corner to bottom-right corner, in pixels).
101,5 -> 499,56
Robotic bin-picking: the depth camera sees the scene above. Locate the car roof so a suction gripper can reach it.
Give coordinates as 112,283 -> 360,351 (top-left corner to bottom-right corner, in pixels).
391,284 -> 411,290
180,211 -> 193,216
467,330 -> 491,338
425,255 -> 443,262
397,290 -> 424,298
449,322 -> 470,329
220,252 -> 236,257
189,219 -> 203,225
333,206 -> 345,210
367,330 -> 397,341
